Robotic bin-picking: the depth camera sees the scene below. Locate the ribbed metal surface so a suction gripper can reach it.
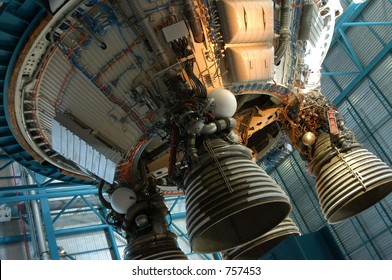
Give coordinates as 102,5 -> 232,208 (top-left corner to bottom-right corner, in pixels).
320,73 -> 342,101
271,38 -> 392,257
361,0 -> 392,46
346,81 -> 390,134
309,132 -> 392,224
346,24 -> 384,66
322,44 -> 357,91
369,56 -> 392,105
124,233 -> 188,260
56,231 -> 113,260
223,217 -> 300,260
269,154 -> 325,234
185,137 -> 291,253
39,43 -> 142,153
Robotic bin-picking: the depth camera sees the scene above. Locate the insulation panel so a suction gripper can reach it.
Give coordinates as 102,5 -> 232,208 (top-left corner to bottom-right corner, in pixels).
52,119 -> 117,183
225,44 -> 274,82
217,0 -> 274,44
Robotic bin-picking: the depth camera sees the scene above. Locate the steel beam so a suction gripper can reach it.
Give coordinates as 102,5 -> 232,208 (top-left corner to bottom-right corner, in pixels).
331,1 -> 372,47
0,160 -> 13,171
0,182 -> 96,193
171,212 -> 187,219
0,234 -> 32,244
341,22 -> 392,27
38,189 -> 60,260
333,40 -> 392,106
55,224 -> 109,236
51,196 -> 79,224
321,71 -> 361,76
338,30 -> 364,71
0,189 -> 98,203
102,208 -> 121,260
80,195 -> 106,224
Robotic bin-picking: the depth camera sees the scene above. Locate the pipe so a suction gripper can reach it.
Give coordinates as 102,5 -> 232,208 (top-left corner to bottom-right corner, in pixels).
128,0 -> 170,68
168,125 -> 179,179
25,198 -> 39,259
200,118 -> 237,135
30,190 -> 50,260
187,133 -> 198,162
184,0 -> 204,43
275,0 -> 291,65
98,181 -> 112,209
12,164 -> 30,259
122,200 -> 150,230
151,209 -> 167,234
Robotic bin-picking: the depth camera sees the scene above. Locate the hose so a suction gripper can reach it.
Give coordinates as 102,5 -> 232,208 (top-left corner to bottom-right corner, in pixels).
168,125 -> 179,179
275,0 -> 291,65
200,118 -> 237,135
122,200 -> 150,230
127,0 -> 170,68
98,181 -> 112,209
184,0 -> 204,43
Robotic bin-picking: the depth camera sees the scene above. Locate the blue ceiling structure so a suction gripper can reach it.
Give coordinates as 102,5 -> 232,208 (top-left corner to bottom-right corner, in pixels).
0,0 -> 391,260
269,0 -> 392,259
0,0 -> 93,184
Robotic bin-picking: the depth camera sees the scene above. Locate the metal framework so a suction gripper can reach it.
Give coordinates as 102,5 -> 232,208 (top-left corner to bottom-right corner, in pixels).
1,0 -> 391,260
321,1 -> 392,106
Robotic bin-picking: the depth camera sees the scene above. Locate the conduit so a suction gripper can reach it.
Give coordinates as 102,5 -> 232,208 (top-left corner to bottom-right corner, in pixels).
11,164 -> 31,259
275,0 -> 291,65
127,0 -> 170,68
27,174 -> 50,260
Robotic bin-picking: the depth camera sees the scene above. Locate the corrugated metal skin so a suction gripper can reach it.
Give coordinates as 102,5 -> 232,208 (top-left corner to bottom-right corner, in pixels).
56,232 -> 112,260
39,48 -> 142,152
166,197 -> 213,260
320,73 -> 342,100
347,25 -> 384,66
321,1 -> 392,102
361,0 -> 392,45
52,210 -> 113,260
52,208 -> 103,230
269,152 -> 325,234
322,43 -> 358,94
369,55 -> 392,105
272,1 -> 392,258
0,220 -> 31,260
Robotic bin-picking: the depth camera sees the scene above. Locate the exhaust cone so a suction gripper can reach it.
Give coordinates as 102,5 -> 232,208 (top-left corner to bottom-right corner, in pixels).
124,232 -> 188,260
309,132 -> 392,224
185,137 -> 291,253
222,218 -> 300,260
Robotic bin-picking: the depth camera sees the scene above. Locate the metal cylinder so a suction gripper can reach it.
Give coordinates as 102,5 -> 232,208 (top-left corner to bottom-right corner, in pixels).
275,0 -> 291,64
124,232 -> 188,260
184,137 -> 291,253
309,132 -> 392,224
222,218 -> 300,260
128,0 -> 170,68
184,0 -> 204,43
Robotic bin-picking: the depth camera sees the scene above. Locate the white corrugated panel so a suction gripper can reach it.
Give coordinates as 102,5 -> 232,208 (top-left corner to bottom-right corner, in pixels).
269,170 -> 307,232
52,119 -> 117,183
56,232 -> 112,260
322,44 -> 358,93
369,55 -> 392,105
52,209 -> 102,230
348,80 -> 389,130
270,153 -> 325,234
321,74 -> 343,101
331,220 -> 371,258
346,25 -> 384,66
361,0 -> 392,45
